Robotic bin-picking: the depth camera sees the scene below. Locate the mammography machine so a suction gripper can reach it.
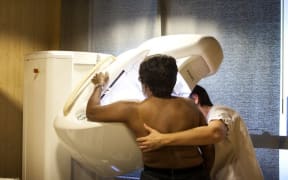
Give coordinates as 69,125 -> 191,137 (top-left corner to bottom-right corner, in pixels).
53,34 -> 223,177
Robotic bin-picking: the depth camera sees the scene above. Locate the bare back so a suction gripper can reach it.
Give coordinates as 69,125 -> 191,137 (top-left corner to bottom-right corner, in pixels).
127,96 -> 207,169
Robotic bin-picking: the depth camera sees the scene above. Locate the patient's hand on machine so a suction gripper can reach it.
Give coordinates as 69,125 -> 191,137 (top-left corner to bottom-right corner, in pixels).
91,72 -> 109,87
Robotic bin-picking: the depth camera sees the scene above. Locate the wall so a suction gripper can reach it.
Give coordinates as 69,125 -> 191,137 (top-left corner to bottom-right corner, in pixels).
0,0 -> 61,178
88,0 -> 160,55
61,0 -> 160,55
60,0 -> 89,51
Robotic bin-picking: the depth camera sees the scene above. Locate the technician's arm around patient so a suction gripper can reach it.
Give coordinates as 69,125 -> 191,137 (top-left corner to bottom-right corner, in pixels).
137,120 -> 227,152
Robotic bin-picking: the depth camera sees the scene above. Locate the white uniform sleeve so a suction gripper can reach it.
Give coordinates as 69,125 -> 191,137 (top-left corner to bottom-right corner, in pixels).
207,106 -> 234,132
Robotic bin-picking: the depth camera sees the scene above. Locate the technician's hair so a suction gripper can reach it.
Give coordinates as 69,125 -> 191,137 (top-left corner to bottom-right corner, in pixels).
190,85 -> 213,106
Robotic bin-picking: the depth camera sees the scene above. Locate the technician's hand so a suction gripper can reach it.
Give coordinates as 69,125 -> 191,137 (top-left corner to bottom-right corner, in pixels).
91,72 -> 109,87
136,123 -> 165,152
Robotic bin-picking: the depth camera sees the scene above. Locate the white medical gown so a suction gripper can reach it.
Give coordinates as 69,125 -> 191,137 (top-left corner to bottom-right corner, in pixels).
207,105 -> 264,180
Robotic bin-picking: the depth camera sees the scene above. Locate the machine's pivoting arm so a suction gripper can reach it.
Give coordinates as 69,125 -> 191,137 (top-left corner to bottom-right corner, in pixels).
138,34 -> 223,89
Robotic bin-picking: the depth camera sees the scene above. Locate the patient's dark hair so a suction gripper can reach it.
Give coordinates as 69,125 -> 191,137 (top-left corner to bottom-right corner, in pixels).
139,54 -> 177,98
190,85 -> 213,106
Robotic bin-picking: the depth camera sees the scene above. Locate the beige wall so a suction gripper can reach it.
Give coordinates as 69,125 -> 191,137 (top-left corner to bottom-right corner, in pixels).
0,0 -> 61,178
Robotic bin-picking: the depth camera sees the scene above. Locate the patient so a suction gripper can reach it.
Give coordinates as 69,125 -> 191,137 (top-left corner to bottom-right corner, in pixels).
137,85 -> 264,180
86,54 -> 214,179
